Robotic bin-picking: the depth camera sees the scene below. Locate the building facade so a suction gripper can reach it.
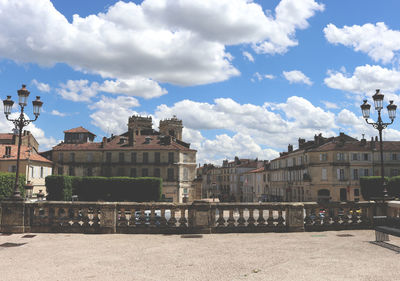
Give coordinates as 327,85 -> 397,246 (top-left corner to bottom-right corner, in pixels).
267,133 -> 400,202
0,131 -> 52,196
43,116 -> 197,203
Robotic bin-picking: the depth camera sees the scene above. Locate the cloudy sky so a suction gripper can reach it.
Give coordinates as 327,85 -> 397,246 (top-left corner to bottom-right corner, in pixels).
1,0 -> 400,164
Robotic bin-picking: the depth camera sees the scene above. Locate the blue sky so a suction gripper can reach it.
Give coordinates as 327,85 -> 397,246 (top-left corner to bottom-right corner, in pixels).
1,0 -> 400,164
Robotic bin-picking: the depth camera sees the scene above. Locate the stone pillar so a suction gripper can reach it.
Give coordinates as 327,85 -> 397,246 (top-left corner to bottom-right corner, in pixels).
286,203 -> 305,232
0,200 -> 26,233
100,203 -> 117,234
189,200 -> 214,234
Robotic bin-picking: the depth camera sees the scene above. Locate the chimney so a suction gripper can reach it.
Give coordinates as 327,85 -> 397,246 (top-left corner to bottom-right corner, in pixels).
128,128 -> 135,146
375,136 -> 378,142
360,134 -> 366,145
101,137 -> 107,148
298,138 -> 305,148
370,137 -> 376,149
5,146 -> 11,157
288,144 -> 293,152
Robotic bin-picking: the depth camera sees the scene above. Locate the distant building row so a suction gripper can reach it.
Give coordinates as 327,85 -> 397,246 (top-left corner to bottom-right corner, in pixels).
199,133 -> 400,203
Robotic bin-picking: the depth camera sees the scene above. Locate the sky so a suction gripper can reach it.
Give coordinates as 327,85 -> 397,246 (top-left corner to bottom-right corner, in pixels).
1,0 -> 400,164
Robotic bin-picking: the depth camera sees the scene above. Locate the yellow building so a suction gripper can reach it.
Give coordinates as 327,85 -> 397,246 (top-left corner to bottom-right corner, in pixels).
0,131 -> 52,196
267,133 -> 400,202
42,116 -> 197,203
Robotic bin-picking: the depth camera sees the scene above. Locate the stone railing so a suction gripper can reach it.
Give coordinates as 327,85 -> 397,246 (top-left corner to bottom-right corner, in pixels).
0,200 -> 388,234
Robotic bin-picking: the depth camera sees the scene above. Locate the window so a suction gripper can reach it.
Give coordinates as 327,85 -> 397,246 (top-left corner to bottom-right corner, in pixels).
336,153 -> 345,161
40,167 -> 44,178
130,168 -> 137,177
58,167 -> 64,175
154,168 -> 160,177
353,169 -> 359,180
117,168 -> 125,176
352,153 -> 359,161
354,188 -> 360,197
337,168 -> 345,181
155,152 -> 160,164
31,167 -> 34,178
363,169 -> 369,176
391,169 -> 399,177
168,152 -> 174,164
167,168 -> 174,181
106,152 -> 112,163
321,168 -> 327,180
391,153 -> 397,161
131,152 -> 137,163
183,188 -> 188,194
119,152 -> 125,163
143,152 -> 149,163
363,153 -> 369,161
59,153 -> 64,163
87,153 -> 93,162
70,153 -> 75,162
183,167 -> 188,181
8,165 -> 16,173
320,153 -> 327,161
142,168 -> 148,177
87,167 -> 93,177
69,166 -> 75,176
263,174 -> 266,182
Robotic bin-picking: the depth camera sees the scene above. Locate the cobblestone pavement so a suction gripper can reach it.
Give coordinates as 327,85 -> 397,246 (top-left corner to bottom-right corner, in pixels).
1,230 -> 400,281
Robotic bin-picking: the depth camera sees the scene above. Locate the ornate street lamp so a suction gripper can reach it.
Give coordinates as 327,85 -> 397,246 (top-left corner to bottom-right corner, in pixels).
2,85 -> 43,199
361,89 -> 397,198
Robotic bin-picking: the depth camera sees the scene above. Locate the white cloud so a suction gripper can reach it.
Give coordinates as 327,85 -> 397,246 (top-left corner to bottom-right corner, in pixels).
242,51 -> 254,62
89,95 -> 140,134
283,70 -> 312,85
50,110 -> 66,117
253,72 -> 275,82
322,101 -> 339,109
324,65 -> 400,97
32,79 -> 50,92
0,0 -> 323,87
155,96 -> 336,152
99,77 -> 167,99
324,22 -> 400,64
57,80 -> 99,102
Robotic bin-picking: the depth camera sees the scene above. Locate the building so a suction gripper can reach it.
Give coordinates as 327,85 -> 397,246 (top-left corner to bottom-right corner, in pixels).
43,116 -> 197,203
0,131 -> 52,196
200,157 -> 263,202
267,133 -> 400,202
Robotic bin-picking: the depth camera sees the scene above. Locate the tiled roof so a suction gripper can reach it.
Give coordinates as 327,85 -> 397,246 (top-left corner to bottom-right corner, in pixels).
0,133 -> 13,140
313,141 -> 400,152
0,145 -> 52,163
64,126 -> 96,135
52,135 -> 195,152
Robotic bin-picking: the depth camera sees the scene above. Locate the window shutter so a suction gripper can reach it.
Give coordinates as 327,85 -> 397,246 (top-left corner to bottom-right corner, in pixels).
337,169 -> 340,180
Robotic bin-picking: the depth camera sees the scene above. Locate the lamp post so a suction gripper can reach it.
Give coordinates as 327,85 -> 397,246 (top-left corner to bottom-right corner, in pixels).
360,89 -> 397,198
2,85 -> 43,199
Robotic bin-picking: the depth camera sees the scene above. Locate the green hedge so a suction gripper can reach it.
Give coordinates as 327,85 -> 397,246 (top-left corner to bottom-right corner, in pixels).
0,172 -> 26,200
46,175 -> 162,202
360,176 -> 400,200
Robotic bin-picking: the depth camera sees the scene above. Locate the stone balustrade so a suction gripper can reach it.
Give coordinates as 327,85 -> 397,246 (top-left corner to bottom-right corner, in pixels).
0,200 -> 393,234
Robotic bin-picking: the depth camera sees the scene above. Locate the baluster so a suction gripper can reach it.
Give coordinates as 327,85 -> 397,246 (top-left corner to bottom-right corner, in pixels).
227,209 -> 235,227
247,208 -> 256,227
149,207 -> 156,227
313,209 -> 321,227
92,208 -> 100,227
128,208 -> 136,226
81,208 -> 90,228
168,208 -> 177,227
179,208 -> 187,227
341,208 -> 349,226
159,209 -> 168,227
216,207 -> 225,227
267,209 -> 274,227
257,208 -> 266,227
237,208 -> 245,227
322,208 -> 331,227
139,209 -> 146,226
277,209 -> 285,227
332,208 -> 340,227
304,208 -> 313,227
119,208 -> 127,226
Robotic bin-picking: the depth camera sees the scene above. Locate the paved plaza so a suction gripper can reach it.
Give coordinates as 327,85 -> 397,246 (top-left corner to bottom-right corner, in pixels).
1,230 -> 399,281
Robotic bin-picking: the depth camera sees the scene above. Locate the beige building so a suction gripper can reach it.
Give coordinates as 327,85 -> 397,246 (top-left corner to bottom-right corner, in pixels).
0,131 -> 52,196
267,133 -> 400,202
42,116 -> 197,203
